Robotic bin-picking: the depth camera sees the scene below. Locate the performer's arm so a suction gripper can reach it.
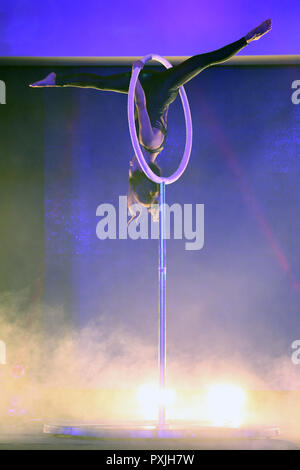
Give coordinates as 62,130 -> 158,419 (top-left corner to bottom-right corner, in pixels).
132,62 -> 163,148
134,78 -> 154,146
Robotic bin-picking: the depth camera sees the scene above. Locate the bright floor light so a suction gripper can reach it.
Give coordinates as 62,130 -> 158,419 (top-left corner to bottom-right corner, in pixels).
137,383 -> 176,420
204,383 -> 247,428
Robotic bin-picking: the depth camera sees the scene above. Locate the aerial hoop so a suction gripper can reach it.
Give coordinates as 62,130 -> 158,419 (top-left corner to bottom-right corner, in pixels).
128,54 -> 193,184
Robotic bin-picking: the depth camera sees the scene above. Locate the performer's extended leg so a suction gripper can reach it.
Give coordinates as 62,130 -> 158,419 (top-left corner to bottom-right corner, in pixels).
161,37 -> 248,90
54,71 -> 132,93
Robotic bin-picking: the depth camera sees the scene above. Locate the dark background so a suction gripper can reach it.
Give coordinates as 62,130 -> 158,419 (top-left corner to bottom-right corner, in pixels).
0,62 -> 300,390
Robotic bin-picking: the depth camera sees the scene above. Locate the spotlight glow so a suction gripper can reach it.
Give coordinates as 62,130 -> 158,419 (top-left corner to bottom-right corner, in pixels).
204,383 -> 247,428
137,383 -> 176,420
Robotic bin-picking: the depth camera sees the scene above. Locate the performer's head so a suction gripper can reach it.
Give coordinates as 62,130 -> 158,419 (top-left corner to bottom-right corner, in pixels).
128,162 -> 161,223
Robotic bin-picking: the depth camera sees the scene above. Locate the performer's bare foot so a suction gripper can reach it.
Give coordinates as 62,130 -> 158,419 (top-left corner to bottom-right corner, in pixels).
29,72 -> 56,87
245,19 -> 272,43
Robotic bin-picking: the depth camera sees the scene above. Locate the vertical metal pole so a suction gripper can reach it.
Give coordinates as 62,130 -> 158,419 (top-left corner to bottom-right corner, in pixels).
158,182 -> 166,428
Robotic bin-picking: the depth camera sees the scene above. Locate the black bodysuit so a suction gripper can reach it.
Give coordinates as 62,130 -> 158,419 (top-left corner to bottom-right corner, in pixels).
55,37 -> 248,152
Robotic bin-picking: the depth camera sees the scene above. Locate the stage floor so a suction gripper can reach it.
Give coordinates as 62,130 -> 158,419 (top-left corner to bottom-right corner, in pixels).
0,422 -> 298,450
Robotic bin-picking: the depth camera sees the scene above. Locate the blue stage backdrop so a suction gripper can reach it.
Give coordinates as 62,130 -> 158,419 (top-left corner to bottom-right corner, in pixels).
0,61 -> 300,390
0,1 -> 299,56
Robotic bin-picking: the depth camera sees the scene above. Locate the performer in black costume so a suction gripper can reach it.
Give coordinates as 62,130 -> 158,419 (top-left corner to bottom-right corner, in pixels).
30,19 -> 271,218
